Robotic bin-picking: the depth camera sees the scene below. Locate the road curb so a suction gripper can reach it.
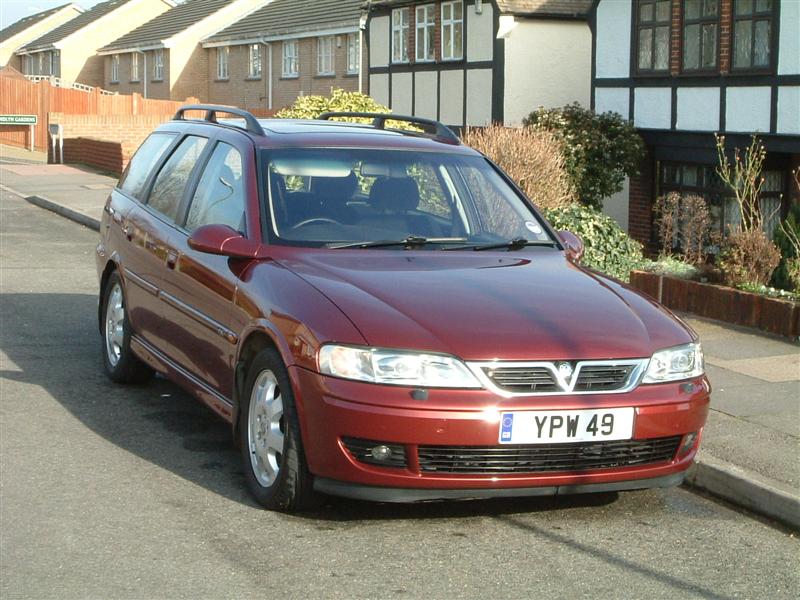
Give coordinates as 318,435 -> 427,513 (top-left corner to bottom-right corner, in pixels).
685,454 -> 800,531
25,195 -> 100,232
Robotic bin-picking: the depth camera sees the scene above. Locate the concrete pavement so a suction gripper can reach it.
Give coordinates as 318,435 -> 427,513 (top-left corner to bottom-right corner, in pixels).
1,156 -> 798,530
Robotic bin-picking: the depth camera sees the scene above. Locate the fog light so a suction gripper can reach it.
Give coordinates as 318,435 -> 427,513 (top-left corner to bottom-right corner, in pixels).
678,432 -> 698,456
370,445 -> 393,462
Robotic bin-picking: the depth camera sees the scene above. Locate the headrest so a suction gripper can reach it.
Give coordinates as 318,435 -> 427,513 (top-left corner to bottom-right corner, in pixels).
313,172 -> 357,203
368,177 -> 420,213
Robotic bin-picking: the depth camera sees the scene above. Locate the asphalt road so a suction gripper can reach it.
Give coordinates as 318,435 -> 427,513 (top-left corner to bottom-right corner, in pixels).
1,188 -> 798,600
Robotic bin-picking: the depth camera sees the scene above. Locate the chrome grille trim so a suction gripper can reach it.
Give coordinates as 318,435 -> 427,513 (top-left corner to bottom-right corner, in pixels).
467,359 -> 649,397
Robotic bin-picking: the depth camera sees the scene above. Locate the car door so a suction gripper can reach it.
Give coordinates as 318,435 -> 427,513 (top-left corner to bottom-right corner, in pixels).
157,137 -> 256,400
111,131 -> 178,348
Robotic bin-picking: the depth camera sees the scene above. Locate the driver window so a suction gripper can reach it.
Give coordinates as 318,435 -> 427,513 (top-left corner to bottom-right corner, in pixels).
185,142 -> 245,233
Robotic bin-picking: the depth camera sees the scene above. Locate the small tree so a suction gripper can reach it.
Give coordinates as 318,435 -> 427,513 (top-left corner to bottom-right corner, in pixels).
523,103 -> 644,209
461,125 -> 575,211
653,192 -> 717,265
276,88 -> 413,128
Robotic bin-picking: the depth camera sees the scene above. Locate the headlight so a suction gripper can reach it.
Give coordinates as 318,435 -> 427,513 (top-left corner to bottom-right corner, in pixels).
642,342 -> 704,383
318,344 -> 482,388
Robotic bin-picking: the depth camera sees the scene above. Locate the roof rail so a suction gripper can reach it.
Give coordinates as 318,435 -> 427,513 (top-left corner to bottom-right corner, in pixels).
173,104 -> 265,136
317,112 -> 460,145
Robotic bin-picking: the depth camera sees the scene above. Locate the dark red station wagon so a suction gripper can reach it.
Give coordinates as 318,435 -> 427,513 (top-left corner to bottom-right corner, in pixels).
97,105 -> 710,511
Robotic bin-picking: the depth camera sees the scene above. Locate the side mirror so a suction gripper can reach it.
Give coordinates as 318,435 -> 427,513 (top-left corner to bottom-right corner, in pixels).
188,224 -> 259,259
559,230 -> 584,263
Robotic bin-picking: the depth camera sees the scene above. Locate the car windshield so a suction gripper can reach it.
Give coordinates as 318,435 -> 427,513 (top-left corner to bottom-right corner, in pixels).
262,148 -> 554,248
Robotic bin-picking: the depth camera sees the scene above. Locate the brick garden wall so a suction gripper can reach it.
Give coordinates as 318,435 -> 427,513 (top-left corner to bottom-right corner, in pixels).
48,113 -> 172,173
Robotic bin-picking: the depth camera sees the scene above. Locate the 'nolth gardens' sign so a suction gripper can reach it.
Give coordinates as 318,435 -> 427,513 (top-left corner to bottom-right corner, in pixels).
0,114 -> 38,125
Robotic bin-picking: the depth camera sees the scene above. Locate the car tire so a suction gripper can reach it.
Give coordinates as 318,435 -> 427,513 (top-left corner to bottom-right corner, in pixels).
239,348 -> 319,512
101,271 -> 154,384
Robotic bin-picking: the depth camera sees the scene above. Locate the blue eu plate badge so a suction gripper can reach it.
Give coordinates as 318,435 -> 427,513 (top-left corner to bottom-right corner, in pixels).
500,413 -> 514,442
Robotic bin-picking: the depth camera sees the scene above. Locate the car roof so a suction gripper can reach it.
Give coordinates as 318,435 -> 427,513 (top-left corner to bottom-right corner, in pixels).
155,115 -> 480,156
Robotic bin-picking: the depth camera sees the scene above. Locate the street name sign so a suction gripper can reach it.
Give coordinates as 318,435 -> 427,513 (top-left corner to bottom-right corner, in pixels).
0,115 -> 38,125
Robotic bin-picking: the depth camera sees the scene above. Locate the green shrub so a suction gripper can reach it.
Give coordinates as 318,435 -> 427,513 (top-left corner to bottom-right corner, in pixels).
543,204 -> 644,282
524,103 -> 644,209
641,256 -> 699,280
276,89 -> 405,125
771,202 -> 800,291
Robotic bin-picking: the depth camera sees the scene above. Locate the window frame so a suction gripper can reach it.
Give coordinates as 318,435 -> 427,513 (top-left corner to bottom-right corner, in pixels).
346,32 -> 360,74
731,0 -> 775,73
681,0 -> 720,73
130,52 -> 140,82
441,1 -> 464,62
391,7 -> 410,64
216,46 -> 229,81
184,141 -> 247,234
635,0 -> 672,74
415,4 -> 436,63
110,54 -> 119,83
317,35 -> 335,76
282,39 -> 299,78
248,43 -> 262,79
152,49 -> 164,81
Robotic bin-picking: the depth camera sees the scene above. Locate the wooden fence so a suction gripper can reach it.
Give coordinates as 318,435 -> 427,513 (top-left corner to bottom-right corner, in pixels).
0,75 -> 197,152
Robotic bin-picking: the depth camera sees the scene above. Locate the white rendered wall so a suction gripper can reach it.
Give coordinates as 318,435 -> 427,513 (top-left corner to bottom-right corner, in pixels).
595,0 -> 632,78
370,16 -> 390,68
676,87 -> 720,131
503,20 -> 591,125
634,88 -> 671,129
726,86 -> 771,132
466,2 -> 493,62
370,73 -> 389,106
466,68 -> 493,125
602,177 -> 630,232
391,72 -> 413,114
414,71 -> 438,120
439,69 -> 464,126
777,86 -> 800,134
595,87 -> 629,118
778,0 -> 800,75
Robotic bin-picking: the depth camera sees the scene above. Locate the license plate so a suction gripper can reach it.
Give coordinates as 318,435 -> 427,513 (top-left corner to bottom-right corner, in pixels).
498,407 -> 634,444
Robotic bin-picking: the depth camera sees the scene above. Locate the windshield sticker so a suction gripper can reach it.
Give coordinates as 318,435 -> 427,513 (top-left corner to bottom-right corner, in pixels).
525,221 -> 543,235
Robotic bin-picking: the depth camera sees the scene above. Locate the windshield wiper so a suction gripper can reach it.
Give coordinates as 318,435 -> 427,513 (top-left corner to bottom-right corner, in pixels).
330,236 -> 467,249
443,237 -> 558,252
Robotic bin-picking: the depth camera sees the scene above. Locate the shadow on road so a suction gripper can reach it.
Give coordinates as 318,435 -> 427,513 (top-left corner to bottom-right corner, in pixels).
2,291 -> 633,520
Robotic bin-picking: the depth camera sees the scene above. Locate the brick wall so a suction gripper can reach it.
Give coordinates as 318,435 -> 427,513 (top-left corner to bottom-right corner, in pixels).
48,113 -> 172,173
628,147 -> 657,253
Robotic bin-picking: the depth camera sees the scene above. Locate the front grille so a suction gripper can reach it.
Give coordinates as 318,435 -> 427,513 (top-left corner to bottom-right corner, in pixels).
482,362 -> 639,394
342,437 -> 407,468
488,367 -> 559,393
417,436 -> 681,474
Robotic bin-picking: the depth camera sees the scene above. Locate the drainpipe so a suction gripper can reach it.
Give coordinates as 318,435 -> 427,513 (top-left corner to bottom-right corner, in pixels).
358,13 -> 368,94
259,40 -> 273,110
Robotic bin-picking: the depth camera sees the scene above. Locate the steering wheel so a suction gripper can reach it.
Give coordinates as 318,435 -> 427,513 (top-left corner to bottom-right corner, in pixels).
291,217 -> 343,230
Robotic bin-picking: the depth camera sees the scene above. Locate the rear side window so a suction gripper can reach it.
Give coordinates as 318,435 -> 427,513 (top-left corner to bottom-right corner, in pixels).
185,142 -> 246,233
147,136 -> 207,222
118,133 -> 175,198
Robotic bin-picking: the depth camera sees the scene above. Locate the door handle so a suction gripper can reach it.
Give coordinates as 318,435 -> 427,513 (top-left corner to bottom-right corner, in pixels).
166,249 -> 178,270
123,225 -> 133,241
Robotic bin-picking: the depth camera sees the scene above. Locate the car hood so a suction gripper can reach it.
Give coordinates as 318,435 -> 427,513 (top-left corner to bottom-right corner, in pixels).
275,249 -> 694,361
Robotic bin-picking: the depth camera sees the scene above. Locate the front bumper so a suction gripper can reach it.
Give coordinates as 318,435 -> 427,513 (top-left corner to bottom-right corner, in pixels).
289,366 -> 710,499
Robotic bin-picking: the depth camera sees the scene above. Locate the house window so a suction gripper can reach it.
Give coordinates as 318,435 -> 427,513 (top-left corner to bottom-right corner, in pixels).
391,7 -> 409,63
111,55 -> 119,83
248,44 -> 262,78
317,36 -> 334,75
131,52 -> 140,81
216,47 -> 229,80
441,1 -> 464,61
50,51 -> 60,77
416,4 -> 435,62
346,33 -> 360,74
282,40 -> 298,77
732,0 -> 773,70
153,49 -> 164,81
637,0 -> 671,72
683,0 -> 719,71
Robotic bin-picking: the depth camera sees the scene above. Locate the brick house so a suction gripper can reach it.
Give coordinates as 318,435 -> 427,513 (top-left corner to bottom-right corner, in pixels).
201,0 -> 366,112
365,0 -> 593,129
15,0 -> 173,88
0,3 -> 83,70
592,0 -> 800,244
97,0 -> 264,101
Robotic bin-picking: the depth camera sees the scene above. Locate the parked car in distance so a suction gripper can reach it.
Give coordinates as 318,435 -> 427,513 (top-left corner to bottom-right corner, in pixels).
97,105 -> 710,511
